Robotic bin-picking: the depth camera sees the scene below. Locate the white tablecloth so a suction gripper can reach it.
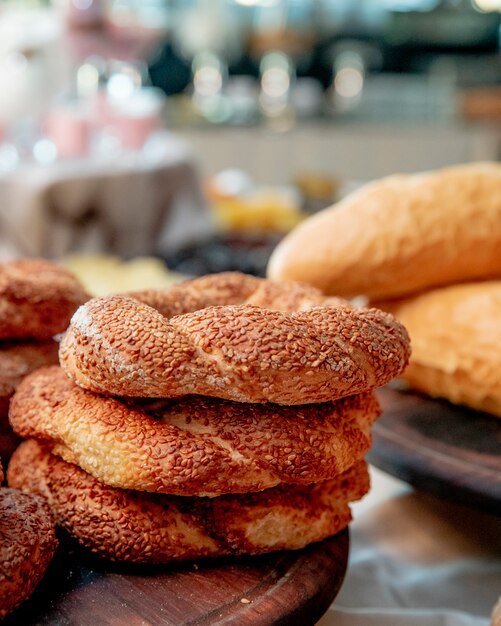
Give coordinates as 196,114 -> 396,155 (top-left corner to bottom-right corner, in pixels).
0,132 -> 212,261
318,467 -> 501,626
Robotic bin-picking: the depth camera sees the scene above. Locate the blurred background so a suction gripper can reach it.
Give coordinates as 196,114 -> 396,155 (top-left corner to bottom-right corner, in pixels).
1,0 -> 501,282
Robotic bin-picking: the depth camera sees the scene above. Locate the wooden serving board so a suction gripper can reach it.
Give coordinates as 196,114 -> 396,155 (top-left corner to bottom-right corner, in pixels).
369,387 -> 501,515
6,530 -> 349,626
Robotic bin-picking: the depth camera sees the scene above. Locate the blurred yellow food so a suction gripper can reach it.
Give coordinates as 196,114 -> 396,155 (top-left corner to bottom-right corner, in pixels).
62,255 -> 183,297
294,172 -> 339,202
210,191 -> 304,233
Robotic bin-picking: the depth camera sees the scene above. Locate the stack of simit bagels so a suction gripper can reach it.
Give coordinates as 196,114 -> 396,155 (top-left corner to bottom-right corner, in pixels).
8,272 -> 410,563
0,259 -> 88,618
268,162 -> 501,418
0,259 -> 89,461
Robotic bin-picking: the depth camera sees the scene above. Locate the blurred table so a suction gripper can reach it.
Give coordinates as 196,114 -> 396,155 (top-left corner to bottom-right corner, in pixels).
317,466 -> 501,626
0,132 -> 212,261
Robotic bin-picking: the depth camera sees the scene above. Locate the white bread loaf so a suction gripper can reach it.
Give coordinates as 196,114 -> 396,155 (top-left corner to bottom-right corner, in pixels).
267,162 -> 501,300
379,281 -> 501,417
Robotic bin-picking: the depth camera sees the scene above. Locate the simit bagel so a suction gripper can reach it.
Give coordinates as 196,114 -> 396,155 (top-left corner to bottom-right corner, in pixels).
59,295 -> 410,405
0,340 -> 59,402
0,486 -> 57,618
8,439 -> 369,564
0,258 -> 89,340
0,340 -> 59,461
10,366 -> 379,496
129,271 -> 346,316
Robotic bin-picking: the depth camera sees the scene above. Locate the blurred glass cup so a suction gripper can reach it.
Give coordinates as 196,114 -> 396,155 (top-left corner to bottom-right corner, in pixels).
45,102 -> 91,158
190,51 -> 232,123
109,87 -> 165,150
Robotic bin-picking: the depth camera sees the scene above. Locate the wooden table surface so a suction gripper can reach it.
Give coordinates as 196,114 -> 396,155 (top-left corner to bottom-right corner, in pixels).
6,530 -> 350,626
369,387 -> 501,515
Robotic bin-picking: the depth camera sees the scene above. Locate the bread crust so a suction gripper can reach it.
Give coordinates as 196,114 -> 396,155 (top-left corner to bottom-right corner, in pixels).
0,486 -> 57,618
8,439 -> 369,563
59,294 -> 410,405
0,339 -> 59,461
267,162 -> 501,299
130,271 -> 346,316
10,366 -> 379,496
379,281 -> 501,416
0,259 -> 89,340
0,340 -> 59,400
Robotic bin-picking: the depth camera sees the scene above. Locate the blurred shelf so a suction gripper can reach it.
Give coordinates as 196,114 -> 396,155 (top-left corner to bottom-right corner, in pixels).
175,120 -> 501,184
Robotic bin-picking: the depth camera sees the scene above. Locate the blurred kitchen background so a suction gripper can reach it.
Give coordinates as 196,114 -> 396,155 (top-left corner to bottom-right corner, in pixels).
1,0 -> 501,281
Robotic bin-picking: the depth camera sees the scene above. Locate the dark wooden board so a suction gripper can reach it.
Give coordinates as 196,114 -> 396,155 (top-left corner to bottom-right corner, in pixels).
5,530 -> 349,626
369,387 -> 501,515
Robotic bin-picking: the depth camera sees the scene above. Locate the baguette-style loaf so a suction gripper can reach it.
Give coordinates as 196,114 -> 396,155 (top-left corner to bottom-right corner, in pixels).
379,281 -> 501,417
267,162 -> 501,300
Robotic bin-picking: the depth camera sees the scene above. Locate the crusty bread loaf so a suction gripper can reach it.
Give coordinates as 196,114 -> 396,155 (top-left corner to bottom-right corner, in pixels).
8,439 -> 369,563
379,281 -> 501,417
10,366 -> 379,496
267,162 -> 501,300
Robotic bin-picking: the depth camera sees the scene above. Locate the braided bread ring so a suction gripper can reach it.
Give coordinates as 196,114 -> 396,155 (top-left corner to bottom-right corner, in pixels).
0,486 -> 57,618
8,439 -> 369,563
60,295 -> 410,405
0,259 -> 89,340
10,366 -> 379,496
130,271 -> 346,317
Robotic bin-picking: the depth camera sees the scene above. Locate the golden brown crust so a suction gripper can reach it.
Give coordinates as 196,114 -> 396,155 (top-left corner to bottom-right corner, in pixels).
129,271 -> 347,317
0,258 -> 89,340
10,366 -> 379,496
379,281 -> 501,417
0,340 -> 59,463
8,439 -> 369,563
0,486 -> 57,618
267,162 -> 501,300
59,294 -> 410,405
